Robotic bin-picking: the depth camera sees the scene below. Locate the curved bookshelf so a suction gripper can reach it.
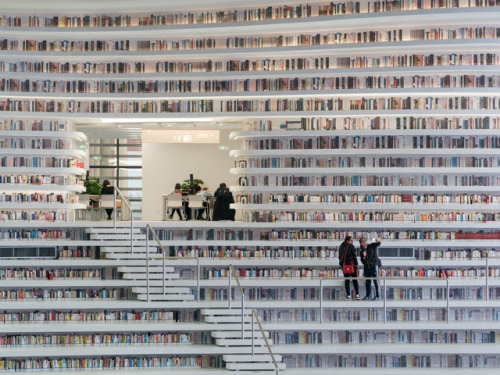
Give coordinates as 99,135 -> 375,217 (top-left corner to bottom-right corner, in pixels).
1,1 -> 500,373
230,167 -> 500,174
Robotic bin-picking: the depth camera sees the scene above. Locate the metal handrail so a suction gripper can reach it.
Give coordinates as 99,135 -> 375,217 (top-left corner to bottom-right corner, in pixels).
145,224 -> 200,302
113,186 -> 134,252
252,308 -> 280,375
230,264 -> 280,375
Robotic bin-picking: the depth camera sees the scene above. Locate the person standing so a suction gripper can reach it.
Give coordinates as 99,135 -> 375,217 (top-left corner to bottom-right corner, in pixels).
338,236 -> 360,300
360,237 -> 382,300
212,183 -> 235,221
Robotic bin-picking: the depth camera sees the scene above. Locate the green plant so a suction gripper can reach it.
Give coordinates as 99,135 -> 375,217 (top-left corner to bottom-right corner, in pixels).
181,178 -> 204,193
83,177 -> 103,195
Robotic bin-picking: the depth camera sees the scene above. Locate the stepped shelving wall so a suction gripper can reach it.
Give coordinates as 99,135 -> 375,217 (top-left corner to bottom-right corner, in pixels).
0,0 -> 500,373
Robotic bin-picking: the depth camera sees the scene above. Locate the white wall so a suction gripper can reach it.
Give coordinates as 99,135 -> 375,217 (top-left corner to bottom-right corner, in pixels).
142,129 -> 240,220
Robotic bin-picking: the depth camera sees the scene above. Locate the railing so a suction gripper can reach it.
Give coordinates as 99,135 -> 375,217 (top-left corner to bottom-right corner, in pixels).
145,224 -> 200,302
224,264 -> 499,324
113,186 -> 134,252
136,249 -> 498,318
229,264 -> 280,375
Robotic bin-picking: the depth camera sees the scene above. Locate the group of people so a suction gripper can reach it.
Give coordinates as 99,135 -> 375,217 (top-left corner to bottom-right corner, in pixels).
168,182 -> 235,221
339,236 -> 382,301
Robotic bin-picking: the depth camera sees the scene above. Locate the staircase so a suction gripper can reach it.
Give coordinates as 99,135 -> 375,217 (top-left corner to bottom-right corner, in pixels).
202,308 -> 286,372
86,227 -> 194,302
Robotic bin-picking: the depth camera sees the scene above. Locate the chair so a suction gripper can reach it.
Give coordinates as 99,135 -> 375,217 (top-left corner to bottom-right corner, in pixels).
100,195 -> 123,220
166,195 -> 185,220
189,195 -> 208,220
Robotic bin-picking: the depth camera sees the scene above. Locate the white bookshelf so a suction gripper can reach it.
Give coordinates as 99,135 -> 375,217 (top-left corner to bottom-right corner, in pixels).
0,0 -> 499,372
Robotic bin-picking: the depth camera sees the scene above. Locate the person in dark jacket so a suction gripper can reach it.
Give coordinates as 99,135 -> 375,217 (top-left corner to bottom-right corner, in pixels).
338,236 -> 359,300
101,179 -> 114,220
360,237 -> 382,300
212,183 -> 235,221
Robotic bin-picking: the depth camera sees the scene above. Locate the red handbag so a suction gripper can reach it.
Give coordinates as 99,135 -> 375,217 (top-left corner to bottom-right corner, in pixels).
342,245 -> 354,274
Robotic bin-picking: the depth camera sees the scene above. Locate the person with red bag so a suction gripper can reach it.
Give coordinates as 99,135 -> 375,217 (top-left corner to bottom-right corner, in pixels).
338,236 -> 360,300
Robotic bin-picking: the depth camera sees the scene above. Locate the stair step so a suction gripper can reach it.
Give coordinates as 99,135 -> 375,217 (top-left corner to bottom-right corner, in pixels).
216,338 -> 270,346
118,266 -> 176,273
212,331 -> 269,339
106,253 -> 158,260
223,354 -> 282,362
201,309 -> 252,316
132,287 -> 191,294
122,274 -> 180,280
102,247 -> 160,253
225,363 -> 286,371
137,294 -> 195,301
90,234 -> 147,240
204,316 -> 254,324
86,228 -> 142,234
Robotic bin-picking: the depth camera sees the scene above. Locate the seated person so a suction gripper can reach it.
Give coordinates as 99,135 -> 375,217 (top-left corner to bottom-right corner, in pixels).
101,179 -> 114,220
212,183 -> 235,221
168,183 -> 183,220
193,185 -> 210,220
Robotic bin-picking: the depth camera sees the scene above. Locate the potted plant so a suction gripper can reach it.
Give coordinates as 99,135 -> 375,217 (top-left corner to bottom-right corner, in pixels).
181,178 -> 204,195
82,177 -> 102,207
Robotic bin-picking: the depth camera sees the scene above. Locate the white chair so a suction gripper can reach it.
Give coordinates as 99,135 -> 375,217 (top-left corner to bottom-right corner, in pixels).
189,195 -> 208,220
100,195 -> 124,220
166,195 -> 184,220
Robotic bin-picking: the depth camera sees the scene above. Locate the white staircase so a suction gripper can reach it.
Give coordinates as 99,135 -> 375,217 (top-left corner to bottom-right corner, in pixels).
86,227 -> 194,302
202,308 -> 286,372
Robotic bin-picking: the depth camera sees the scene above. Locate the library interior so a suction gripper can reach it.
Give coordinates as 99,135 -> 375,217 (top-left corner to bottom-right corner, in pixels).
1,0 -> 500,373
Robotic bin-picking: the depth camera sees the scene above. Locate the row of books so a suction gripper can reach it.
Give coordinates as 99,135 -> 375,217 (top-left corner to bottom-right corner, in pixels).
0,138 -> 72,150
244,135 -> 500,150
0,310 -> 176,323
244,115 -> 500,131
5,52 -> 497,76
261,193 -> 500,204
1,26 -> 498,53
0,288 -> 125,300
283,353 -> 492,368
0,357 -> 204,371
58,248 -> 94,258
1,96 -> 499,114
242,156 -> 499,168
13,74 -> 499,94
222,96 -> 500,113
0,268 -> 117,280
415,248 -> 497,259
0,175 -> 77,186
257,230 -> 500,240
244,211 -> 500,223
0,210 -> 68,222
0,332 -> 192,346
246,174 -> 499,187
384,267 -> 499,277
386,308 -> 447,322
0,193 -> 70,204
0,229 -> 72,239
175,247 -> 339,259
0,157 -> 74,168
0,119 -> 70,131
270,329 -> 497,344
0,1 -> 496,28
0,98 -> 214,114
